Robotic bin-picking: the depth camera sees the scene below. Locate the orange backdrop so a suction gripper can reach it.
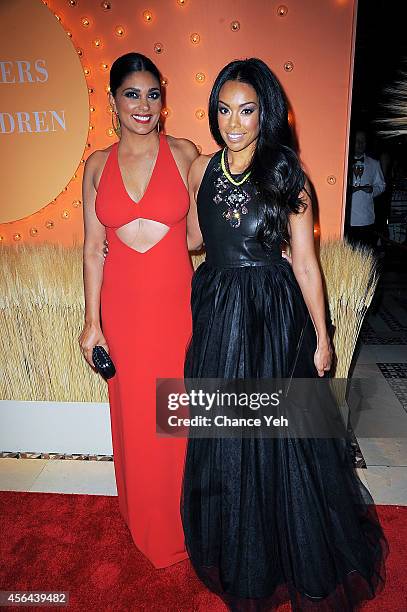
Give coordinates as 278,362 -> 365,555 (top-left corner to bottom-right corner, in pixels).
0,0 -> 357,245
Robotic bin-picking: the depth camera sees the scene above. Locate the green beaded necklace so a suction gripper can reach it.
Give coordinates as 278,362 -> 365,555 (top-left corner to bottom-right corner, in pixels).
221,148 -> 251,186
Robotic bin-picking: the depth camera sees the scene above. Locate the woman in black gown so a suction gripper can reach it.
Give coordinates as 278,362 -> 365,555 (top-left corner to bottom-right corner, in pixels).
182,58 -> 388,611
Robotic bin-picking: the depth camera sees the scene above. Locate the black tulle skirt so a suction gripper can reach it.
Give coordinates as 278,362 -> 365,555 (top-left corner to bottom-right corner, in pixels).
181,260 -> 388,611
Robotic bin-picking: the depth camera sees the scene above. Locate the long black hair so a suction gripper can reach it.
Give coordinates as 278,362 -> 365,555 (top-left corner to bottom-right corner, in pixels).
110,52 -> 161,96
208,58 -> 307,247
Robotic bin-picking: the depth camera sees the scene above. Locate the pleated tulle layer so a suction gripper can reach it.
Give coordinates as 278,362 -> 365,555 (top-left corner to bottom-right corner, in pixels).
181,261 -> 388,611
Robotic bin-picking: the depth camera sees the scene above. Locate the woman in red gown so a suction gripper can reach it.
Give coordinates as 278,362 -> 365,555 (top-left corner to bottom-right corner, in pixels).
79,53 -> 198,568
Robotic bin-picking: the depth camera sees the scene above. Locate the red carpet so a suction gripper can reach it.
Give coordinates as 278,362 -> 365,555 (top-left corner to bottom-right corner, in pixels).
0,492 -> 405,611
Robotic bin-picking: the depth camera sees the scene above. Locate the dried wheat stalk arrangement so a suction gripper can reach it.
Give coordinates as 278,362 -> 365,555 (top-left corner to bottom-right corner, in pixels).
0,245 -> 205,402
319,239 -> 378,378
0,242 -> 376,402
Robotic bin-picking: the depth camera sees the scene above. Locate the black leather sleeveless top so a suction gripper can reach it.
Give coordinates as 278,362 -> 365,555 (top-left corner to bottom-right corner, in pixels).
197,150 -> 282,268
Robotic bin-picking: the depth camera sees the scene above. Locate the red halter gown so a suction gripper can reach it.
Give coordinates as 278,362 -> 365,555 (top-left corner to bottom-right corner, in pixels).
95,133 -> 192,568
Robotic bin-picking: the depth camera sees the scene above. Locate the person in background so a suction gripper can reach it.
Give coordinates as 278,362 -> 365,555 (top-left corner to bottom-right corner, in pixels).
347,129 -> 386,248
375,145 -> 393,248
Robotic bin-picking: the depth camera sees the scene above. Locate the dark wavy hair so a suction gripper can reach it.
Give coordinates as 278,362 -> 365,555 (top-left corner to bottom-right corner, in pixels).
109,52 -> 161,96
208,58 -> 307,246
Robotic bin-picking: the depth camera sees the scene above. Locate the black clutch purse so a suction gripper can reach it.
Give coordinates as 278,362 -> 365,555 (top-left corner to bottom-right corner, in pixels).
92,345 -> 116,379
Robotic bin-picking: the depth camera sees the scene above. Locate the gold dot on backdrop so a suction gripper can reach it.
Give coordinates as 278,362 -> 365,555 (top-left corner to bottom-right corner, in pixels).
115,26 -> 125,37
327,175 -> 337,185
230,21 -> 240,31
277,5 -> 288,16
195,72 -> 206,83
0,0 -> 89,224
190,33 -> 200,44
154,43 -> 164,54
284,61 -> 294,71
143,10 -> 153,23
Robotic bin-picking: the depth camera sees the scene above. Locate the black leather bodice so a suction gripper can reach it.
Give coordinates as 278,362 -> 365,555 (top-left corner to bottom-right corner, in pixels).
197,151 -> 281,267
197,150 -> 281,267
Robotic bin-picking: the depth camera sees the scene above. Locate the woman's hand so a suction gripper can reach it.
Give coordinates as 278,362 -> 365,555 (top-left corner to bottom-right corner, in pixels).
314,337 -> 333,377
103,239 -> 109,258
79,323 -> 109,368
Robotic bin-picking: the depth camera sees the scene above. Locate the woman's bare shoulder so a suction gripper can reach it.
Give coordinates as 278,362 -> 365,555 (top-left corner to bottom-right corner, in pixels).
188,151 -> 220,192
85,144 -> 115,169
83,144 -> 116,189
166,134 -> 199,160
190,150 -> 218,173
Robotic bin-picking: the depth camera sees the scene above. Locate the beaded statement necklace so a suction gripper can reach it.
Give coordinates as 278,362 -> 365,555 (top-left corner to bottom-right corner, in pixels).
221,148 -> 251,186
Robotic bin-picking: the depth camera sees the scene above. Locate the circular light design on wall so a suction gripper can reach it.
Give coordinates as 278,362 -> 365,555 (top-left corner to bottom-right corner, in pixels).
0,0 -> 89,223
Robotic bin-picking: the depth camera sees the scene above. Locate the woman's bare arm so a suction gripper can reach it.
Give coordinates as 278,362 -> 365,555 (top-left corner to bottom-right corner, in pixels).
187,156 -> 209,251
288,180 -> 332,376
79,152 -> 109,366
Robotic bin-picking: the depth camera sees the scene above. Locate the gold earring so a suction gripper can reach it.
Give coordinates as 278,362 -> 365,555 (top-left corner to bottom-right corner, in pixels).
157,121 -> 161,133
112,111 -> 121,137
